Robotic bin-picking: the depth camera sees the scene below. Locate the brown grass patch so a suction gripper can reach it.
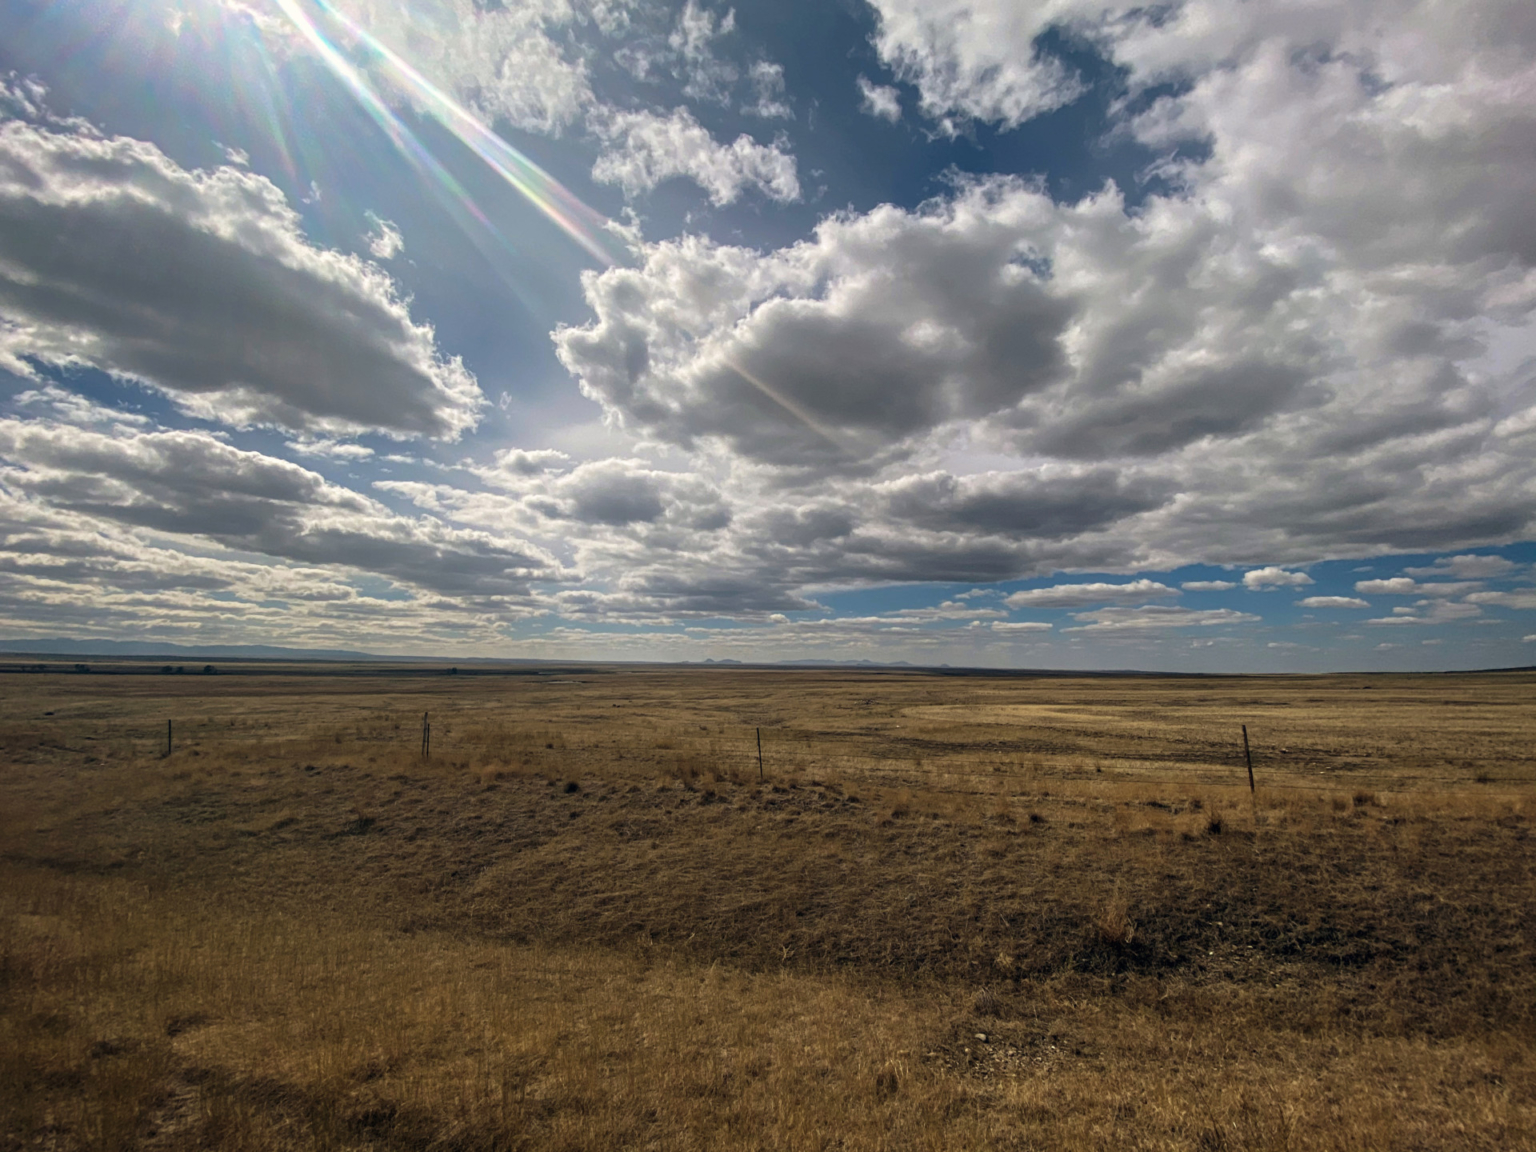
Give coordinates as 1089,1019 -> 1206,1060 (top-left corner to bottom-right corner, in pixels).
2,665 -> 1534,1148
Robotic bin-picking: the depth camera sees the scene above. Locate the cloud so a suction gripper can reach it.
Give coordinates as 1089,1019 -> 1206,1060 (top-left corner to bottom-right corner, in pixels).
1005,579 -> 1179,609
0,112 -> 482,438
1356,577 -> 1426,595
955,588 -> 999,600
880,469 -> 1167,539
333,0 -> 608,137
16,385 -> 149,427
1366,600 -> 1484,625
1181,580 -> 1236,591
485,448 -> 572,477
556,96 -> 1536,596
458,456 -> 730,530
590,107 -> 799,205
610,0 -> 791,121
990,620 -> 1052,633
744,61 -> 791,119
0,484 -> 552,652
668,0 -> 738,104
277,1 -> 794,215
1297,596 -> 1370,609
1465,589 -> 1536,610
564,0 -> 1536,601
1355,578 -> 1483,597
364,212 -> 404,260
865,0 -> 1085,132
535,459 -> 728,528
884,599 -> 1007,622
287,438 -> 376,462
0,418 -> 557,599
856,76 -> 902,123
555,189 -> 1076,471
1404,554 -> 1517,580
17,0 -> 1528,653
1064,606 -> 1260,633
1243,567 -> 1314,590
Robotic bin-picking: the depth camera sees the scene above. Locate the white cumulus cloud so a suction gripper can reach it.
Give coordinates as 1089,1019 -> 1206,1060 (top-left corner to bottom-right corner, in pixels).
331,0 -> 612,136
991,620 -> 1053,633
1355,578 -> 1483,597
1243,568 -> 1314,590
0,418 -> 557,598
1466,589 -> 1536,610
865,0 -> 1085,131
1005,579 -> 1178,609
1064,606 -> 1260,633
0,111 -> 481,438
591,107 -> 799,205
1404,554 -> 1518,580
856,76 -> 902,123
364,212 -> 404,260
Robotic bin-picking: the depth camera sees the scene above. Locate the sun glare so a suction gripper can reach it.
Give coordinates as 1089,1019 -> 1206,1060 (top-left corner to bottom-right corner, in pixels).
269,0 -> 626,268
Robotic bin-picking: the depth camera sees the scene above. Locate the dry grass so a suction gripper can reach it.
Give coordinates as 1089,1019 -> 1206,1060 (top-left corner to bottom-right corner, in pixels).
2,664 -> 1535,1149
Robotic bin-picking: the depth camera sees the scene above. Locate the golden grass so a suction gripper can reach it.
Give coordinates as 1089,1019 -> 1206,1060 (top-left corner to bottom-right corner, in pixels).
7,866 -> 1532,1152
3,665 -> 1535,1149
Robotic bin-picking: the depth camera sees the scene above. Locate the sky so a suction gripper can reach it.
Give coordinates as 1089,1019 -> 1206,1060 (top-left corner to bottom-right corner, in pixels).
0,0 -> 1533,672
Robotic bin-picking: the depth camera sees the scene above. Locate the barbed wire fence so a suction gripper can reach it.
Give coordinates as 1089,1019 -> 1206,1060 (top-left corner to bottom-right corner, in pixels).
20,704 -> 1533,798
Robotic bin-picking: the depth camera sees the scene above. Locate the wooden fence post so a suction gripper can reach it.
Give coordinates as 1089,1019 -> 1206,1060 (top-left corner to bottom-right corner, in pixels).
422,711 -> 430,760
1242,724 -> 1254,793
756,727 -> 763,783
166,719 -> 172,757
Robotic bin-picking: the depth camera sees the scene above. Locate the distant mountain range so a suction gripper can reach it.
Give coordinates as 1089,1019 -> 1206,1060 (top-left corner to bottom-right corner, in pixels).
0,638 -> 381,661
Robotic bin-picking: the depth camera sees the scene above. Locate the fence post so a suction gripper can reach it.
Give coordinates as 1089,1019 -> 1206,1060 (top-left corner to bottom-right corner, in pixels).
756,727 -> 763,783
422,711 -> 430,760
166,719 -> 172,757
1242,724 -> 1254,793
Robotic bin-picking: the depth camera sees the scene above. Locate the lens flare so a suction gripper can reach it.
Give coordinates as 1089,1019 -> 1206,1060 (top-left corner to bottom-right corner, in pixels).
272,0 -> 624,267
269,0 -> 839,450
270,0 -> 496,225
724,356 -> 851,454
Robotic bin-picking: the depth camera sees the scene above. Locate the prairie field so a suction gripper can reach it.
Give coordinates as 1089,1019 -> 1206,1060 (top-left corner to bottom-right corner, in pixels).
2,661 -> 1534,1150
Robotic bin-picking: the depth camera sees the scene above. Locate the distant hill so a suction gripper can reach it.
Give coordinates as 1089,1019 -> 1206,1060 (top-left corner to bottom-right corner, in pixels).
0,638 -> 381,661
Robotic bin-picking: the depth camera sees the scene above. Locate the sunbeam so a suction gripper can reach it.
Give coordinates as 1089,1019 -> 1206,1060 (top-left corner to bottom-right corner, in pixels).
272,0 -> 625,268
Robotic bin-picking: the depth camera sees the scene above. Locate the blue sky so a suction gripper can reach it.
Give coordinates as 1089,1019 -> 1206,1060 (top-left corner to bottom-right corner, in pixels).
0,0 -> 1533,670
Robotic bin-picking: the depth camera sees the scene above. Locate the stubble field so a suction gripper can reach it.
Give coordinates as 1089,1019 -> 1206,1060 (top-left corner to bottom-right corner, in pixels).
2,661 -> 1534,1150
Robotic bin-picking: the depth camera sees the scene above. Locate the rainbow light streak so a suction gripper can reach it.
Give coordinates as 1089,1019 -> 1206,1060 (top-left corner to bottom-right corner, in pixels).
272,0 -> 836,446
283,0 -> 623,267
270,0 -> 503,243
243,28 -> 302,187
725,357 -> 851,453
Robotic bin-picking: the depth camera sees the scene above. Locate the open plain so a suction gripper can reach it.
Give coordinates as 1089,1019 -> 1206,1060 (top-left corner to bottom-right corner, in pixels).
2,662 -> 1534,1150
